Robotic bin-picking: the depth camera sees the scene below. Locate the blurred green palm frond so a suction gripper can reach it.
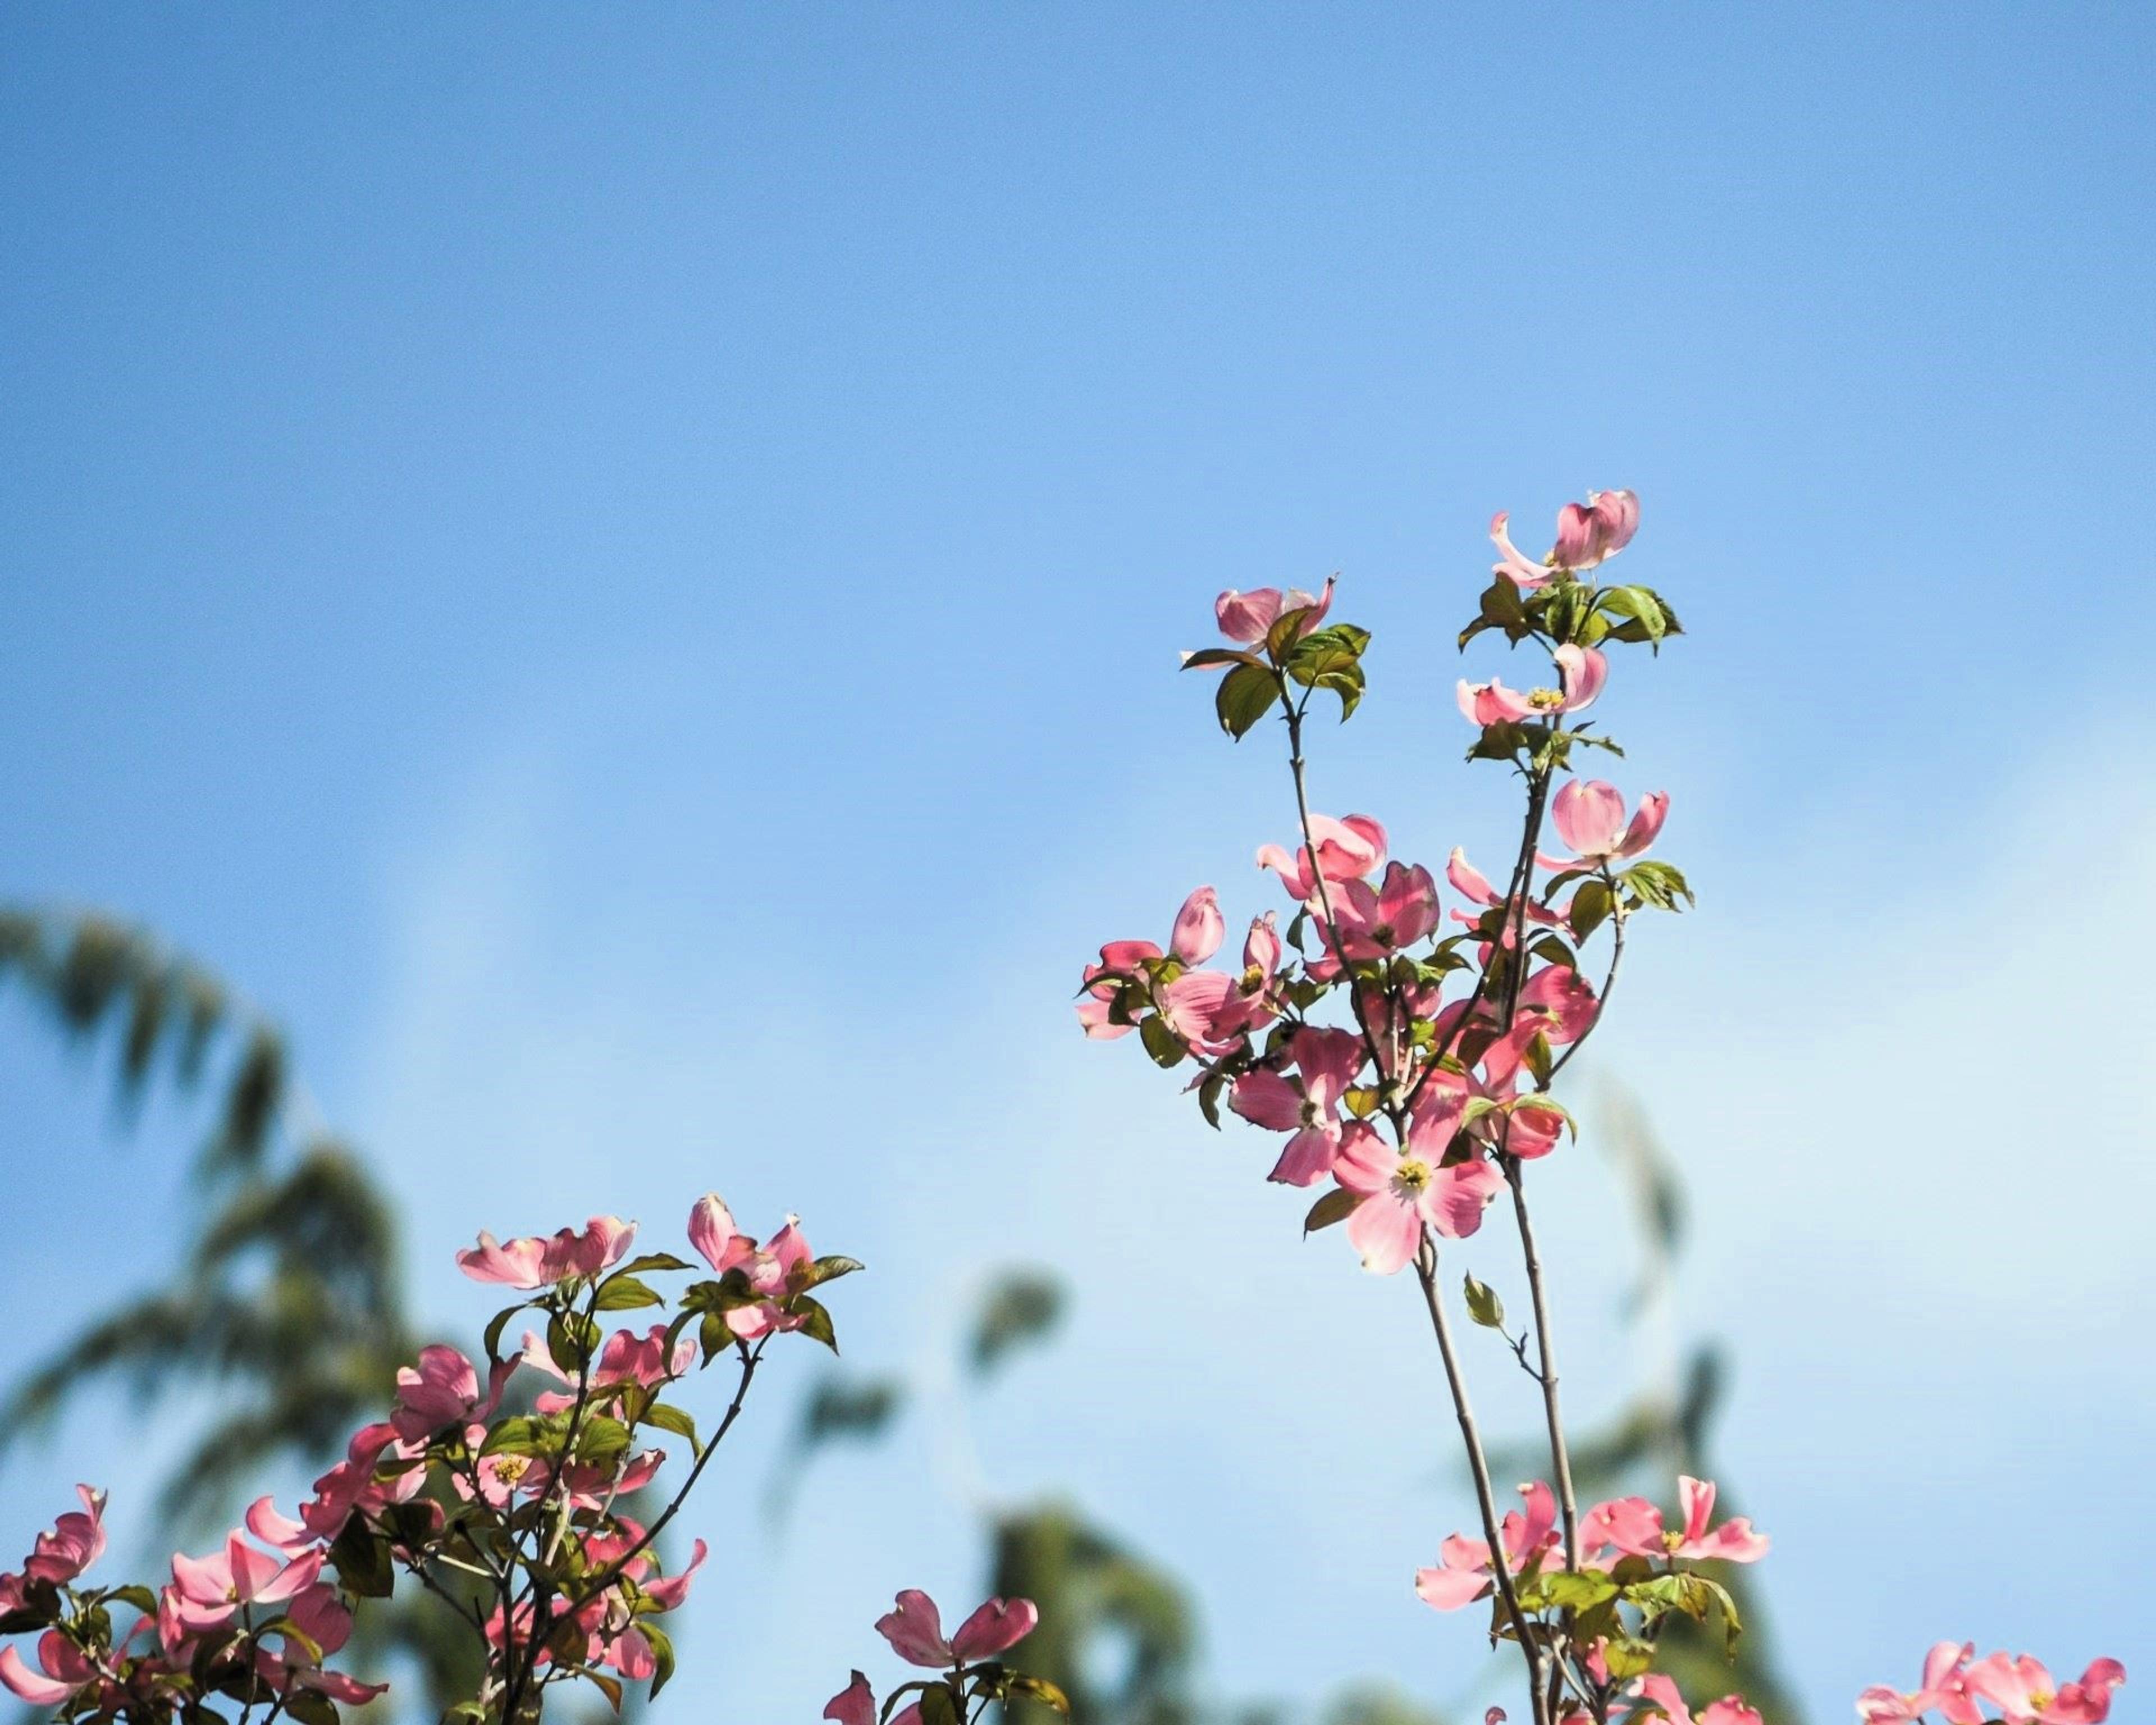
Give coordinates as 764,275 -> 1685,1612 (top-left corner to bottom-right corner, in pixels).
0,905 -> 409,1535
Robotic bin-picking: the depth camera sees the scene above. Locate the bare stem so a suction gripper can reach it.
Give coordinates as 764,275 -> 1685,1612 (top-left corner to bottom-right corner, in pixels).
1414,1233 -> 1551,1725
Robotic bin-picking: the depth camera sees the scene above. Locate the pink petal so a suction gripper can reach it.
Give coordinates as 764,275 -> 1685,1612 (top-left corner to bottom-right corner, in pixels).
1170,887 -> 1225,965
1422,1157 -> 1505,1239
1230,1069 -> 1308,1133
825,1673 -> 877,1725
1552,779 -> 1627,858
1346,1193 -> 1420,1275
1620,790 -> 1669,857
1554,644 -> 1607,713
1330,1124 -> 1396,1195
0,1646 -> 77,1706
875,1590 -> 953,1668
949,1596 -> 1039,1662
1267,1126 -> 1340,1187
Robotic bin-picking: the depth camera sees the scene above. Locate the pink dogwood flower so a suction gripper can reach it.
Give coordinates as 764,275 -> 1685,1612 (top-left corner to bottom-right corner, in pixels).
875,1589 -> 1040,1668
1214,577 -> 1335,647
1256,813 -> 1388,902
688,1196 -> 815,1339
1458,645 -> 1609,728
1625,1673 -> 1760,1725
19,1485 -> 106,1586
1327,861 -> 1441,962
1230,1027 -> 1368,1186
1446,848 -> 1565,939
1075,887 -> 1230,1038
1541,781 -> 1668,869
1489,491 -> 1638,588
455,1216 -> 636,1288
391,1344 -> 515,1441
1333,1120 -> 1506,1275
1582,1476 -> 1768,1566
1965,1652 -> 2127,1724
1856,1642 -> 1986,1725
1415,1481 -> 1560,1611
167,1531 -> 327,1633
0,1631 -> 97,1706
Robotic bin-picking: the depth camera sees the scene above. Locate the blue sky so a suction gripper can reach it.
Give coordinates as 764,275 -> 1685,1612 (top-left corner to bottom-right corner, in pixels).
2,4 -> 2151,1721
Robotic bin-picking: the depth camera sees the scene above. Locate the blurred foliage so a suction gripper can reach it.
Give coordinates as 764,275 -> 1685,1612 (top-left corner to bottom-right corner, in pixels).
0,905 -> 479,1714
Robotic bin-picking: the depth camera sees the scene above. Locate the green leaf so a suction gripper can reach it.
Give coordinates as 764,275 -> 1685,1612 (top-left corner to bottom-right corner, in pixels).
1303,1188 -> 1360,1234
1005,1673 -> 1071,1714
1540,1570 -> 1617,1610
1463,1274 -> 1505,1330
615,1252 -> 695,1276
1179,647 -> 1258,672
280,1691 -> 339,1725
1568,877 -> 1613,941
698,1309 -> 733,1364
1197,1071 -> 1225,1129
919,1685 -> 962,1725
584,1669 -> 624,1713
1600,1636 -> 1655,1680
1619,859 -> 1694,912
326,1513 -> 394,1599
479,1414 -> 545,1458
594,1275 -> 663,1311
641,1621 -> 677,1699
800,1253 -> 866,1289
792,1295 -> 840,1352
1214,661 -> 1281,739
643,1403 -> 699,1446
483,1301 -> 531,1366
1138,1014 -> 1187,1068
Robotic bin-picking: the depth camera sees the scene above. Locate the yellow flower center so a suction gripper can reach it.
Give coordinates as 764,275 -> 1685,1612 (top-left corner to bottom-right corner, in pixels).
1527,687 -> 1565,710
1395,1157 -> 1433,1193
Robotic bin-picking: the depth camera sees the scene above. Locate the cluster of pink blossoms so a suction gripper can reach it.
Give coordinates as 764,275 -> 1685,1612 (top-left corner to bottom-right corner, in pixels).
1077,491 -> 2125,1725
1856,1645 -> 2126,1725
822,1589 -> 1061,1725
2,1199 -> 855,1725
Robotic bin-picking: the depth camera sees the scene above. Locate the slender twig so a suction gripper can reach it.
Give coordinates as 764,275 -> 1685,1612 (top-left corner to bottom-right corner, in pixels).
564,1333 -> 769,1610
1413,1233 -> 1551,1725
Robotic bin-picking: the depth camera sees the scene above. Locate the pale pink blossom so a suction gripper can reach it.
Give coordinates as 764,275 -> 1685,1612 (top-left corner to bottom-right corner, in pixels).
1965,1651 -> 2126,1724
1626,1673 -> 1760,1725
391,1344 -> 515,1441
1214,577 -> 1335,646
1415,1481 -> 1560,1610
1458,645 -> 1608,728
1582,1476 -> 1768,1566
0,1632 -> 97,1706
688,1207 -> 814,1340
875,1589 -> 1040,1668
19,1485 -> 106,1586
1256,814 -> 1388,901
1856,1642 -> 1985,1725
1075,888 -> 1230,1037
1333,1122 -> 1506,1275
1556,490 -> 1640,571
455,1216 -> 636,1288
1542,781 -> 1668,868
1446,848 -> 1565,939
1229,1027 -> 1368,1186
1328,861 -> 1441,961
167,1531 -> 326,1633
